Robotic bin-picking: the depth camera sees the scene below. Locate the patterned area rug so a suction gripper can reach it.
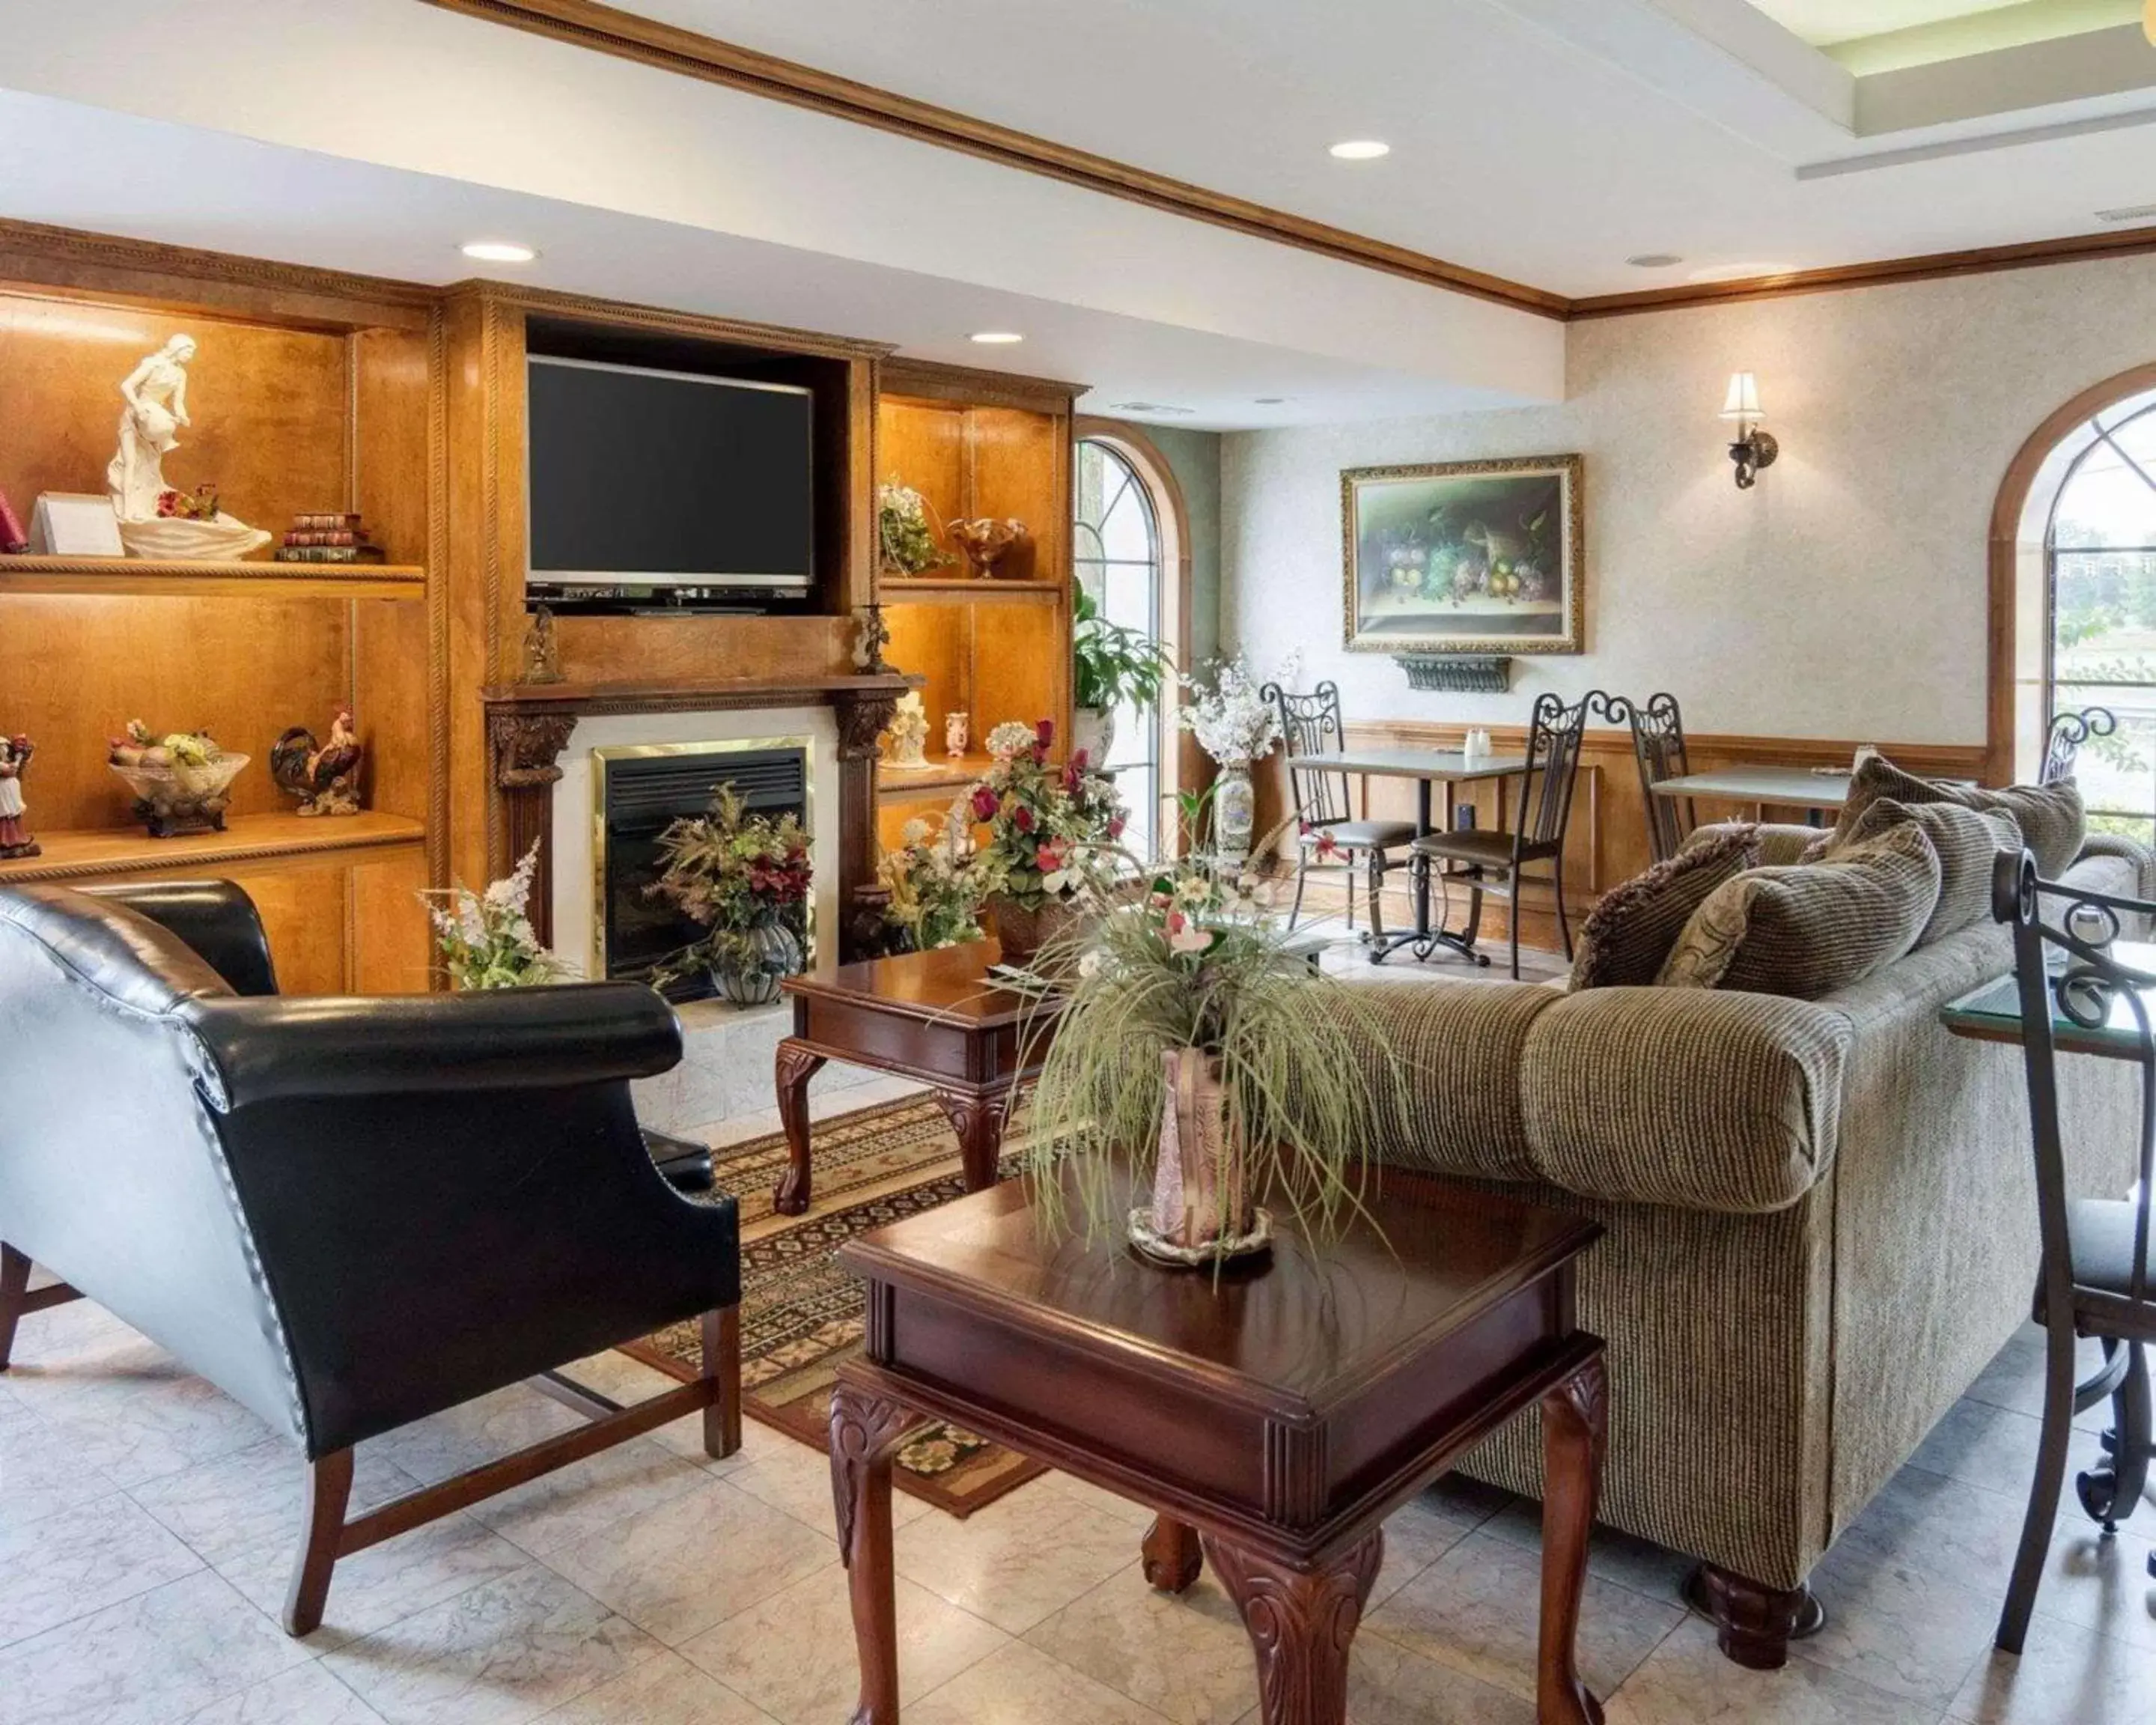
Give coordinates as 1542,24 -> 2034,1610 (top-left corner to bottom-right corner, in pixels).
622,1095 -> 1047,1518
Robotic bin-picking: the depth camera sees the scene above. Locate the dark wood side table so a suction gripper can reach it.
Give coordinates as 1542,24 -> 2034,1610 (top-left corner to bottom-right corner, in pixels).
772,943 -> 1057,1216
829,1173 -> 1608,1724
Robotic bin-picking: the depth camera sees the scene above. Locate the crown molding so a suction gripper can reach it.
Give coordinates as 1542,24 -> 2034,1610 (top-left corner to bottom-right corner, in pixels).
415,0 -> 1570,320
1568,219 -> 2156,318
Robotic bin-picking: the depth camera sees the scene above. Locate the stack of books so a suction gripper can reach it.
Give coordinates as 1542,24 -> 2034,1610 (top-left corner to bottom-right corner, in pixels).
274,512 -> 386,564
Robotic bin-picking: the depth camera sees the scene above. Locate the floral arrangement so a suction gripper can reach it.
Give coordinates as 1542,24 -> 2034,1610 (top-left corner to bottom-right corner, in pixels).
877,480 -> 946,577
646,782 -> 812,985
964,719 -> 1123,912
1179,655 -> 1282,766
422,840 -> 571,990
878,815 -> 984,951
154,484 -> 220,521
1020,798 -> 1404,1256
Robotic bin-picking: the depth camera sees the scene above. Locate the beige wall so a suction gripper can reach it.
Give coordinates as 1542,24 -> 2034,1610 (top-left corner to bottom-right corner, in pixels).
1222,250 -> 2156,745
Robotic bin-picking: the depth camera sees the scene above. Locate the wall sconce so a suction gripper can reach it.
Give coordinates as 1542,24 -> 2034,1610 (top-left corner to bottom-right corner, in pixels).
1720,371 -> 1778,490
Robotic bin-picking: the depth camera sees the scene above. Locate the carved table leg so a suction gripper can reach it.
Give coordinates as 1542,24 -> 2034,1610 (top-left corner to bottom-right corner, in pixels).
771,1040 -> 827,1216
1142,1515 -> 1203,1593
1540,1352 -> 1608,1724
933,1088 -> 1008,1192
830,1378 -> 931,1725
1204,1529 -> 1383,1725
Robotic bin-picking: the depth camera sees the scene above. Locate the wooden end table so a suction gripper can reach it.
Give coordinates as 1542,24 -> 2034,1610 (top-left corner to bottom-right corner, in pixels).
771,943 -> 1057,1216
829,1172 -> 1608,1724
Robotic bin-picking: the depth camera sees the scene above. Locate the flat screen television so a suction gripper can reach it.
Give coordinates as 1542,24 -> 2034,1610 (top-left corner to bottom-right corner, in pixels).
526,355 -> 814,596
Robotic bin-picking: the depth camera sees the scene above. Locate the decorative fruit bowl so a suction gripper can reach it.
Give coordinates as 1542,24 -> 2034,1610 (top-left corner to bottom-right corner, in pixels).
108,724 -> 249,837
946,517 -> 1027,578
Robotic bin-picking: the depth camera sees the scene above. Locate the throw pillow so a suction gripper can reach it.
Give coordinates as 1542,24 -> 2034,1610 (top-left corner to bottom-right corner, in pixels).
1825,797 -> 2020,946
1830,756 -> 2083,877
1568,824 -> 1761,990
1657,821 -> 1943,998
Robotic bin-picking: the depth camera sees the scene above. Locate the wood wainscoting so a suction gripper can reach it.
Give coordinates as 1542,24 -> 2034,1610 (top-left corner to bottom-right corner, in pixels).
1255,722 -> 1987,958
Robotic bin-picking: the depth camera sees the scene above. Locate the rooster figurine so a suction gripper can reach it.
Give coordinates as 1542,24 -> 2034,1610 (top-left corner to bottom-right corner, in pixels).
271,707 -> 364,817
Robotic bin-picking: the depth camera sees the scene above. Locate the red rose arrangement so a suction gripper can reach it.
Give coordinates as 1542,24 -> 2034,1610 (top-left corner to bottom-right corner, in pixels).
961,719 -> 1122,912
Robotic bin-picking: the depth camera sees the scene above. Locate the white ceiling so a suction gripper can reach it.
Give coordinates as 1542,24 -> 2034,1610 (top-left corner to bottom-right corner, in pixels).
1,0 -> 2154,428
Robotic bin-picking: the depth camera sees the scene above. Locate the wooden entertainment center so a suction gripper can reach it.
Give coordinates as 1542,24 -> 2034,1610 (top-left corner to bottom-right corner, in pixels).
0,219 -> 1076,988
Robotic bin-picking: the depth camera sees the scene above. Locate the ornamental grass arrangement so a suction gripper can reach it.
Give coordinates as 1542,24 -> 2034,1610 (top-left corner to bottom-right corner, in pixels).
647,782 -> 812,1004
1020,797 -> 1406,1269
963,718 -> 1124,962
422,839 -> 573,990
877,815 -> 985,952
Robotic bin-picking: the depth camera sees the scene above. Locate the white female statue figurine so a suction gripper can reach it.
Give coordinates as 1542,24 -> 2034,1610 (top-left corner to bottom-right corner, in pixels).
106,335 -> 270,558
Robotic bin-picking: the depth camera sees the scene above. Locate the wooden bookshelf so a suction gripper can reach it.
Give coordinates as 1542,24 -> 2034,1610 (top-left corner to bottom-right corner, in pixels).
0,267 -> 442,993
0,556 -> 425,602
876,751 -> 994,800
874,359 -> 1078,856
0,809 -> 425,885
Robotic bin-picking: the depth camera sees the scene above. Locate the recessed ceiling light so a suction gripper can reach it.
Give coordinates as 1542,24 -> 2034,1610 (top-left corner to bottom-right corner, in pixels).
460,240 -> 538,264
1685,261 -> 1795,284
1253,397 -> 1288,405
1327,140 -> 1390,161
1109,401 -> 1196,416
1625,253 -> 1683,269
968,331 -> 1024,344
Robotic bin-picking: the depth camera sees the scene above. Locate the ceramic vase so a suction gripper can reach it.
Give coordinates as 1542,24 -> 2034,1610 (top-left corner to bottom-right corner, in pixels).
712,913 -> 803,1007
1213,759 -> 1255,865
1132,1047 -> 1270,1267
945,711 -> 969,758
1072,706 -> 1115,769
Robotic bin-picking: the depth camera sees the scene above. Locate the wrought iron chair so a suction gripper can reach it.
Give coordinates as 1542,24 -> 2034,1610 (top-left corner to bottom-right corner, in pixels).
1261,679 -> 1418,933
1407,691 -> 1598,979
1990,849 -> 2156,1655
2041,706 -> 2117,785
1619,692 -> 1695,863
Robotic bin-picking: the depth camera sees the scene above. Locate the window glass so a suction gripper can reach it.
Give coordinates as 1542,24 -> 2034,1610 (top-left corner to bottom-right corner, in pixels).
2048,389 -> 2156,843
1074,439 -> 1166,859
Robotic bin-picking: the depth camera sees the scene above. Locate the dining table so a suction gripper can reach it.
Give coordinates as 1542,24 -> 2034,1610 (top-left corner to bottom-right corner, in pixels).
1291,747 -> 1529,964
1648,765 -> 1854,826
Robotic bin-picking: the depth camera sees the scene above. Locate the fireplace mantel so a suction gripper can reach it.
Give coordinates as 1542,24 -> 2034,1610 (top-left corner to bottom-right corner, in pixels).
481,672 -> 918,957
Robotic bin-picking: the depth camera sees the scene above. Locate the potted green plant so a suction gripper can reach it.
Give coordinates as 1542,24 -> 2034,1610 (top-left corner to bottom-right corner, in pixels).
421,840 -> 573,989
1072,580 -> 1172,766
646,783 -> 813,1005
964,718 -> 1123,964
1022,803 -> 1397,1268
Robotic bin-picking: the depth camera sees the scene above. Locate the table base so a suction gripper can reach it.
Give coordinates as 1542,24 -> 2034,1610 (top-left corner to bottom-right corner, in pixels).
829,1351 -> 1607,1725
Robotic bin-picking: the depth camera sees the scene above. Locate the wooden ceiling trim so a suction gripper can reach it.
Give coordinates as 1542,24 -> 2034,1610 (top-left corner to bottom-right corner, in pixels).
1568,222 -> 2156,319
415,0 -> 1571,320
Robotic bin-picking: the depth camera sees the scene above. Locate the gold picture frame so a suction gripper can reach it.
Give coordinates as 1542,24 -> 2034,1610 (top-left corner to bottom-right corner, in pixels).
1341,453 -> 1584,655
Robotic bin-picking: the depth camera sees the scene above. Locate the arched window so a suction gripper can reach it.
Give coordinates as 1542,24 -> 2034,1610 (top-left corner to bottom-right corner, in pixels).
1074,430 -> 1187,858
2006,380 -> 2156,839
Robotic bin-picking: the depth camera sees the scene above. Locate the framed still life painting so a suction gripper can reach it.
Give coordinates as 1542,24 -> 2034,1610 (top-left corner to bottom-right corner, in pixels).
1341,454 -> 1583,655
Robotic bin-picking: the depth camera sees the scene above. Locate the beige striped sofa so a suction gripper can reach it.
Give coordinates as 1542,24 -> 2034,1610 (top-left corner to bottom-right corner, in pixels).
1350,836 -> 2150,1669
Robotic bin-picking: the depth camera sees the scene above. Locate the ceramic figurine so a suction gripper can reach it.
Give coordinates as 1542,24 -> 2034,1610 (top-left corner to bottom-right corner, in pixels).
883,690 -> 931,769
270,707 -> 365,816
107,335 -> 270,559
945,710 -> 970,758
521,605 -> 565,684
0,734 -> 39,858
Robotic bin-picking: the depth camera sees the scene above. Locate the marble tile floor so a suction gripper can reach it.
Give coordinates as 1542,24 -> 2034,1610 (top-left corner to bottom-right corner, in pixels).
5,1288 -> 2154,1724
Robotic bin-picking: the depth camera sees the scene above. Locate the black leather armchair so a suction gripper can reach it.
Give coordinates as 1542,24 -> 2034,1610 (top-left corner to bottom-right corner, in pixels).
0,880 -> 740,1636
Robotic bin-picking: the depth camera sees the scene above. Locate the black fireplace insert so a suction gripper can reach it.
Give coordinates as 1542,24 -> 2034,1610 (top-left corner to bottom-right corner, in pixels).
597,743 -> 810,1002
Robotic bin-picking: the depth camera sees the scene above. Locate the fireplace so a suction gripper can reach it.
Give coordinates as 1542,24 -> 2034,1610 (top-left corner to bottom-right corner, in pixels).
593,737 -> 812,1001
